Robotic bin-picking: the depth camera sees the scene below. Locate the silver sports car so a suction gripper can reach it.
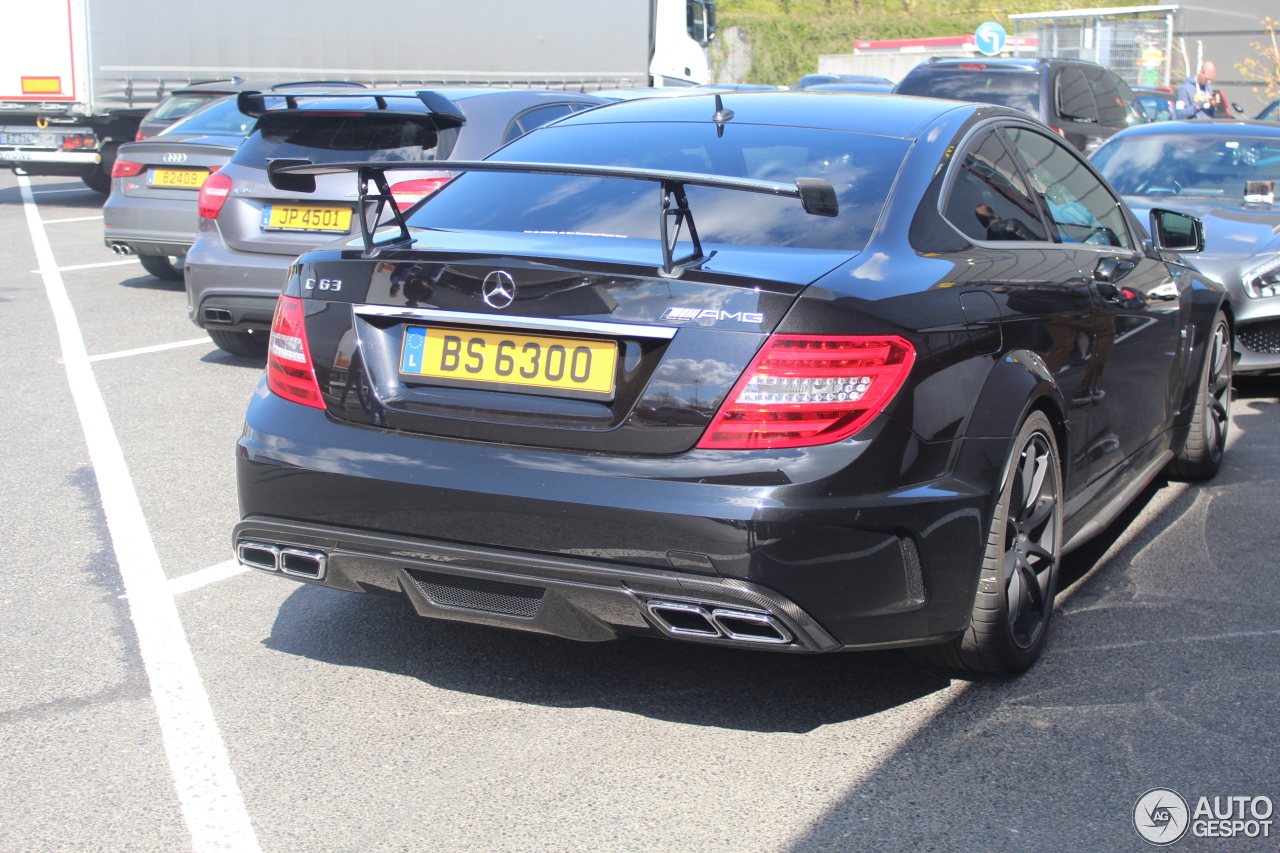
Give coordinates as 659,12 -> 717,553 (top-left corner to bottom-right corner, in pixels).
1092,120 -> 1280,373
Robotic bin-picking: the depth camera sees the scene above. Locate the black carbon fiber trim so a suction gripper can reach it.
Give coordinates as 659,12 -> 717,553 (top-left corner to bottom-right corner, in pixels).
405,569 -> 543,618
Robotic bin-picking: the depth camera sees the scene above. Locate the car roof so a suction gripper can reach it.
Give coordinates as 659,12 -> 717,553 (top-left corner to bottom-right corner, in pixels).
916,57 -> 1105,72
1109,118 -> 1280,139
555,90 -> 977,139
169,78 -> 370,95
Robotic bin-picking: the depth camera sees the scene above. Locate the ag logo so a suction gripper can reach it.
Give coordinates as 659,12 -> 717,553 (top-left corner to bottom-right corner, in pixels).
1134,788 -> 1190,845
482,270 -> 516,309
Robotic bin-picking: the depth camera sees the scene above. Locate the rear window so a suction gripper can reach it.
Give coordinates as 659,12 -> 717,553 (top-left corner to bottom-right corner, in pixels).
406,121 -> 911,252
896,68 -> 1041,115
231,112 -> 450,167
149,93 -> 218,122
161,97 -> 257,138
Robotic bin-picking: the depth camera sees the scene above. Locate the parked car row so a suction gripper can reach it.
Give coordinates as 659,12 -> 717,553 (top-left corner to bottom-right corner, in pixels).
83,77 -> 1276,680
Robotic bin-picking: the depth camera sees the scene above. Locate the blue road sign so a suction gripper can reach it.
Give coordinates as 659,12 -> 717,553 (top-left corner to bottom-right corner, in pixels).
975,22 -> 1007,57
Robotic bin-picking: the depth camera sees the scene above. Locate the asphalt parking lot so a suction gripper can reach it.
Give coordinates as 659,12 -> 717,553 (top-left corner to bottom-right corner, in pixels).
2,168 -> 1279,852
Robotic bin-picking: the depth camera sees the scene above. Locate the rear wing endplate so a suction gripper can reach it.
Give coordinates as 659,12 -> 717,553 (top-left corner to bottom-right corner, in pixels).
267,159 -> 839,276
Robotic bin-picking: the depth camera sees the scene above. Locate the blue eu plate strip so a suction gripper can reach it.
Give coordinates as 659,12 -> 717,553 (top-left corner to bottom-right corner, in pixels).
260,206 -> 272,227
400,325 -> 427,374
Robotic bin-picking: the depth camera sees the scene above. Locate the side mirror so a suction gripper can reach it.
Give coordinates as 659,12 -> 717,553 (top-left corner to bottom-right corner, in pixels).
1149,208 -> 1204,253
267,159 -> 317,194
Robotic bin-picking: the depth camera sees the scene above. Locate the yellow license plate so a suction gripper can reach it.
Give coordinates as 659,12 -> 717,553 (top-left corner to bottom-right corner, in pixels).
262,205 -> 352,233
148,168 -> 206,188
400,326 -> 617,395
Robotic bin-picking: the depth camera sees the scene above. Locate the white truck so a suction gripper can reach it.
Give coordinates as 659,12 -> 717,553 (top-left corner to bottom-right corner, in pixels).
1,0 -> 716,192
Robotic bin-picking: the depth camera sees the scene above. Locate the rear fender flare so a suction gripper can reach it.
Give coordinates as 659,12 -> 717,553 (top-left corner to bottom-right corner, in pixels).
964,349 -> 1068,451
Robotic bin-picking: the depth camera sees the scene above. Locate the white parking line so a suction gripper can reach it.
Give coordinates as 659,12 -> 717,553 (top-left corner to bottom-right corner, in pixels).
170,560 -> 249,596
19,176 -> 262,853
31,186 -> 96,194
30,258 -> 140,273
43,214 -> 103,224
89,337 -> 210,363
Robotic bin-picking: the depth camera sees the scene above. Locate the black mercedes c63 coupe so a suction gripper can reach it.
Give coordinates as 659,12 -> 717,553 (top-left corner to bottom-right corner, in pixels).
234,91 -> 1230,675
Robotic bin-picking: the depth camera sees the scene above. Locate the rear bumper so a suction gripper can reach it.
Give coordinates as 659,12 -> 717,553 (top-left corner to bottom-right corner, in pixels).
236,381 -> 1009,651
102,190 -> 198,256
0,150 -> 100,165
185,229 -> 294,330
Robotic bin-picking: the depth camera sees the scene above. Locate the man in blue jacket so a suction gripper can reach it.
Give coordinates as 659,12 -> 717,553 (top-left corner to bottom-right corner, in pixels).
1176,61 -> 1218,119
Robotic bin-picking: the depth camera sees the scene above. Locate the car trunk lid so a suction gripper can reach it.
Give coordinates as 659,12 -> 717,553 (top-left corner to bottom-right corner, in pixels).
295,233 -> 856,454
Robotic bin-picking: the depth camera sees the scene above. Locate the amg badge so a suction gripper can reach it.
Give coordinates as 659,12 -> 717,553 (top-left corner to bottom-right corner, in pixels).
661,307 -> 765,324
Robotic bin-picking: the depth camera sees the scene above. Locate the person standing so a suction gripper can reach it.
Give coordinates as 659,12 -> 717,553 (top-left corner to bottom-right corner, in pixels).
1176,61 -> 1218,119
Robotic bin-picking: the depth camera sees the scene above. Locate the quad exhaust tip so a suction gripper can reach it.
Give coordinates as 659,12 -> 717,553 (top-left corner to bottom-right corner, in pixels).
236,540 -> 326,579
646,600 -> 792,645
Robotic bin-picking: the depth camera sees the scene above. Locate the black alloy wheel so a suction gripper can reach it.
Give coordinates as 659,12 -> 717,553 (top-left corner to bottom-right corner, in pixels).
908,411 -> 1063,675
1168,312 -> 1231,481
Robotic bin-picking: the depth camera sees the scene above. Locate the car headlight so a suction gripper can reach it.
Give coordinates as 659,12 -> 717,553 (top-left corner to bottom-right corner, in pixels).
1243,254 -> 1280,298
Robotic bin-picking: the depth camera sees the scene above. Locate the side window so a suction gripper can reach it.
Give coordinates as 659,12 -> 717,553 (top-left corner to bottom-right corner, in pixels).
502,104 -> 576,145
1004,126 -> 1133,249
942,130 -> 1048,243
1086,68 -> 1129,129
1056,67 -> 1098,123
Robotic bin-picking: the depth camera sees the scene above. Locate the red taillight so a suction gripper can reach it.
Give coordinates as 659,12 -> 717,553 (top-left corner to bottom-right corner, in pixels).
697,335 -> 915,449
134,128 -> 151,141
61,134 -> 95,150
958,63 -> 987,71
1051,126 -> 1066,137
266,296 -> 325,409
111,159 -> 145,178
197,170 -> 233,219
390,175 -> 452,211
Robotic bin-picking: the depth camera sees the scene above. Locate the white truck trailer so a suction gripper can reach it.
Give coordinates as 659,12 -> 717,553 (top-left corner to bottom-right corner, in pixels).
1,0 -> 716,191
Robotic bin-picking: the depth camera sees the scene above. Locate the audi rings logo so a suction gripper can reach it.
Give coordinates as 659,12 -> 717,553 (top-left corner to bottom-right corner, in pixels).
1134,789 -> 1190,846
162,152 -> 188,164
482,270 -> 516,309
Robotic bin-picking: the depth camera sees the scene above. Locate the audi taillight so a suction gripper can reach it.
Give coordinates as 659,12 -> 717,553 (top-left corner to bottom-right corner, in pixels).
390,175 -> 451,210
197,170 -> 233,219
266,296 -> 325,409
135,128 -> 151,141
698,335 -> 915,449
111,159 -> 145,178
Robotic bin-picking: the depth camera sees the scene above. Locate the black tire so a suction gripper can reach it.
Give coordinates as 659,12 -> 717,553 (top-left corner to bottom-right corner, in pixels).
908,411 -> 1063,676
1167,312 -> 1231,481
138,254 -> 184,281
208,329 -> 269,357
82,172 -> 111,194
82,140 -> 118,194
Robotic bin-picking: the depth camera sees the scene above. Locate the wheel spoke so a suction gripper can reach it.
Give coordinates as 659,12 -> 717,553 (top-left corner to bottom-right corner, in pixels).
1024,541 -> 1055,563
1019,561 -> 1044,612
1026,452 -> 1048,514
1022,497 -> 1057,534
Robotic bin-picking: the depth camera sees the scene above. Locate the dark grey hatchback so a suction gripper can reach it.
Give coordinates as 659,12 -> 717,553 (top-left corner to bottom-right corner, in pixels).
234,92 -> 1227,676
896,58 -> 1146,153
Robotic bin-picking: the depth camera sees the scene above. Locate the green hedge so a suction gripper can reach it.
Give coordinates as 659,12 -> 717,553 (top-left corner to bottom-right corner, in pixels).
717,0 -> 1118,86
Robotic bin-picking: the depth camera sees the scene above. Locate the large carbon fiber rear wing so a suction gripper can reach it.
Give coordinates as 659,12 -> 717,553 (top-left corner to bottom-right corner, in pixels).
267,158 -> 840,276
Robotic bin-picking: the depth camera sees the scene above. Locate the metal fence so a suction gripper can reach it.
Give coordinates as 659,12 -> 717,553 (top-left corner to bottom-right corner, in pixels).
1009,5 -> 1178,89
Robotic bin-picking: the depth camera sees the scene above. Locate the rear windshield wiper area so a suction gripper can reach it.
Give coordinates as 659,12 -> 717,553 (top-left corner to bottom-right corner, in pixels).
266,159 -> 840,277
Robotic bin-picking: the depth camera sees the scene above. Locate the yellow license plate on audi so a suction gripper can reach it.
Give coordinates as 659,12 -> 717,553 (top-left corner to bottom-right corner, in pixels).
148,168 -> 206,188
261,205 -> 352,232
400,326 -> 616,396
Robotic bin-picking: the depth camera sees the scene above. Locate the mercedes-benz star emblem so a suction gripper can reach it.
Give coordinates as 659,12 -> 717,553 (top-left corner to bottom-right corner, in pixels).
482,270 -> 516,309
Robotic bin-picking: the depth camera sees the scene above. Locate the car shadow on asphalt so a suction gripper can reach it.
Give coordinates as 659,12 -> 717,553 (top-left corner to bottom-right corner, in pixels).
264,584 -> 954,733
116,273 -> 182,292
199,350 -> 266,369
0,181 -> 105,209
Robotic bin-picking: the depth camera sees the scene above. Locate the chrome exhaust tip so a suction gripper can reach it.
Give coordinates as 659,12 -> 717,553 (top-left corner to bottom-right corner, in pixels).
279,547 -> 326,579
109,243 -> 134,255
647,600 -> 720,637
236,541 -> 280,572
711,608 -> 792,644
